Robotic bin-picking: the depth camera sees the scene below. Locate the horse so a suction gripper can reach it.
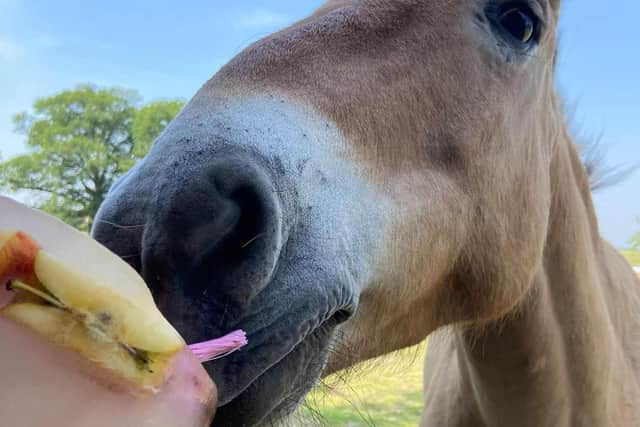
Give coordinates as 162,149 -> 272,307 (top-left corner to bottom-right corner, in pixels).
92,0 -> 640,425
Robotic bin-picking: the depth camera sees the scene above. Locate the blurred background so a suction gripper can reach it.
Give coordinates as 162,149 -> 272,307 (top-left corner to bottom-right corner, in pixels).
1,1 -> 638,425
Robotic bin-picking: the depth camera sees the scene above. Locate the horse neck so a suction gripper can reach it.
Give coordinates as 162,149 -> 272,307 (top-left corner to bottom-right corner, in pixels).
456,129 -> 640,426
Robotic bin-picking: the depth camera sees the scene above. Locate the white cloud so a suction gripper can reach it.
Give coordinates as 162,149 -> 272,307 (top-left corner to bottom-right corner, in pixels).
0,33 -> 64,159
0,77 -> 45,159
32,34 -> 63,50
0,121 -> 25,159
235,8 -> 290,31
0,33 -> 62,65
0,37 -> 24,64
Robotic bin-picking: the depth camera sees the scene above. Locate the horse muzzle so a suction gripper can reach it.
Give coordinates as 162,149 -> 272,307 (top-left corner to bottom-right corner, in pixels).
93,94 -> 385,425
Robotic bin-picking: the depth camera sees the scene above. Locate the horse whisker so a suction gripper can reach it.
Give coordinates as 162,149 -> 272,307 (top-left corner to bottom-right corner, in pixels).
94,219 -> 146,230
242,232 -> 266,249
118,253 -> 141,260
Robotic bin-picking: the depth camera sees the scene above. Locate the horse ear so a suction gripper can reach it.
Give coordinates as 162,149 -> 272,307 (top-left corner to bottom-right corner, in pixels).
550,0 -> 561,11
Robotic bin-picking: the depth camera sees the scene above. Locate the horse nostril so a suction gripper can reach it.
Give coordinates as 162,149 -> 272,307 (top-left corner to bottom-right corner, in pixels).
140,154 -> 285,318
204,183 -> 268,267
195,179 -> 280,295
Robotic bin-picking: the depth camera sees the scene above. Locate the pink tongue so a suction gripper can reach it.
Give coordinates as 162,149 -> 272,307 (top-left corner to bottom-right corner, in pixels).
188,330 -> 248,363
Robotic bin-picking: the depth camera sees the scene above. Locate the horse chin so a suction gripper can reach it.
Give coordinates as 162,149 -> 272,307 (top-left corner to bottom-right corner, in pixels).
210,313 -> 340,427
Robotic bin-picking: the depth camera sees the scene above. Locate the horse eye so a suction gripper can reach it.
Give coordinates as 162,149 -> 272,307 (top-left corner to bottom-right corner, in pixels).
497,5 -> 537,44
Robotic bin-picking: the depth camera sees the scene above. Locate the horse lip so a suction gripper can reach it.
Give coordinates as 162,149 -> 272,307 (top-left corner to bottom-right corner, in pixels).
214,306 -> 348,410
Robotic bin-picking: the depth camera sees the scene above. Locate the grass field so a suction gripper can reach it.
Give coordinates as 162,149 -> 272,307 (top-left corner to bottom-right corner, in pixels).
298,343 -> 427,426
622,250 -> 640,267
295,250 -> 640,426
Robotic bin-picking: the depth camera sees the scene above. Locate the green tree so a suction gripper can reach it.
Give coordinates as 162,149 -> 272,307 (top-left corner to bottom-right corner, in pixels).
0,84 -> 184,231
131,100 -> 184,159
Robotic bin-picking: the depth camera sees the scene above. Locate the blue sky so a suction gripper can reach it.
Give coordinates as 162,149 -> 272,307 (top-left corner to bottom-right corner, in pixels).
0,0 -> 638,247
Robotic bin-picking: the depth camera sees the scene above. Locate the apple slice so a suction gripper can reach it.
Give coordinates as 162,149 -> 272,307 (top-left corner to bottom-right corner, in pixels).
0,313 -> 217,427
0,195 -> 185,389
0,196 -> 247,426
0,196 -> 222,426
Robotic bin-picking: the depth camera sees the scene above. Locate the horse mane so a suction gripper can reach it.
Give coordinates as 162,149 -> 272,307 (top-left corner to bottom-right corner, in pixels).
562,100 -> 636,192
577,134 -> 636,192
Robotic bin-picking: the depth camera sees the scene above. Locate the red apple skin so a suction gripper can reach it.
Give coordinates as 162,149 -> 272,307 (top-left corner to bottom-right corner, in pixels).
0,315 -> 218,427
0,231 -> 41,289
0,232 -> 42,311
